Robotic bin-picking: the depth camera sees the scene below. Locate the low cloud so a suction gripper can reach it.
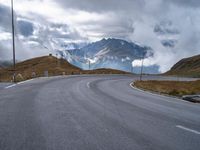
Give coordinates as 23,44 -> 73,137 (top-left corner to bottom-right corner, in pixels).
132,57 -> 156,67
0,0 -> 200,72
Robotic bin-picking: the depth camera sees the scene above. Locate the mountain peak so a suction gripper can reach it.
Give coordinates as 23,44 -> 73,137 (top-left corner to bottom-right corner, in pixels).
58,38 -> 157,73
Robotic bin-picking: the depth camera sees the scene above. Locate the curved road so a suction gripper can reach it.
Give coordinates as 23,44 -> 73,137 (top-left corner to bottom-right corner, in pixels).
0,75 -> 200,150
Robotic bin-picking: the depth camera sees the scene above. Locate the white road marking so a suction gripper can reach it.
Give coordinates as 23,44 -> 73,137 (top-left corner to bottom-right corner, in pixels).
17,79 -> 34,85
129,83 -> 145,93
5,84 -> 16,89
176,125 -> 200,135
87,82 -> 91,88
129,82 -> 170,99
129,82 -> 189,104
4,79 -> 34,89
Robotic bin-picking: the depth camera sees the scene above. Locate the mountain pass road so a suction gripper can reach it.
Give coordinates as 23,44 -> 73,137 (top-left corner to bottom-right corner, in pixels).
0,75 -> 199,150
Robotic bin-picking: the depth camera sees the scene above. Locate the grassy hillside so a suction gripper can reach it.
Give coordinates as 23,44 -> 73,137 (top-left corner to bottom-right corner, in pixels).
134,80 -> 200,97
166,54 -> 200,77
0,55 -> 129,82
0,56 -> 81,82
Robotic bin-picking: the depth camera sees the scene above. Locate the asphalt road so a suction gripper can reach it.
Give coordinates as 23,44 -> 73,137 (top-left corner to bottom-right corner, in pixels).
0,75 -> 200,150
0,83 -> 12,90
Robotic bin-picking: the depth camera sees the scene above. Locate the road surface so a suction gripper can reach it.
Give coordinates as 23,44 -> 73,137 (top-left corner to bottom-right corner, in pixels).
0,75 -> 199,150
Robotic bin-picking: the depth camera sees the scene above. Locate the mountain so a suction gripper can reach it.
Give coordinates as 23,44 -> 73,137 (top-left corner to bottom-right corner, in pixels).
0,55 -> 129,82
166,54 -> 200,77
58,38 -> 159,74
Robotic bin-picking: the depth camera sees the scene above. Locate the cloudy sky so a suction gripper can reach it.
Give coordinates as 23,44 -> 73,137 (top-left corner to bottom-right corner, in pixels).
0,0 -> 200,72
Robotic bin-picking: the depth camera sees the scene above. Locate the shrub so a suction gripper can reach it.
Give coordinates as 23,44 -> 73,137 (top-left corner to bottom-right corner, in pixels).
169,89 -> 180,96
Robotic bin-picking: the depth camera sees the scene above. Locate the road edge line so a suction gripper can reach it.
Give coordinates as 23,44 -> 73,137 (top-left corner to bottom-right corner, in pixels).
5,84 -> 17,89
4,78 -> 35,89
176,125 -> 200,135
129,82 -> 190,104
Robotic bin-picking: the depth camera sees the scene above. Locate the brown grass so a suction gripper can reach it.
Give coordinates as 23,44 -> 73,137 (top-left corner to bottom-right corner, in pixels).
134,80 -> 200,96
165,55 -> 200,78
0,56 -> 82,82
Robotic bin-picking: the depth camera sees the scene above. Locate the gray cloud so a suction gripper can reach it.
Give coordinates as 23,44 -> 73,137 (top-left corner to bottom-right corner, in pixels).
154,21 -> 180,35
56,0 -> 145,13
161,40 -> 178,48
0,0 -> 200,72
0,41 -> 12,60
168,0 -> 200,7
17,20 -> 34,37
0,2 -> 88,60
0,4 -> 12,32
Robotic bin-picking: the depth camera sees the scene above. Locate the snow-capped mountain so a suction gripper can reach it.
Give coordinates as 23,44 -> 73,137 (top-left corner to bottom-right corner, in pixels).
57,38 -> 159,73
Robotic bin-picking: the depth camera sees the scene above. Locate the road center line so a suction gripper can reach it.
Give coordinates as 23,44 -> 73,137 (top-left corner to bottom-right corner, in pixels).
176,125 -> 200,135
87,82 -> 91,88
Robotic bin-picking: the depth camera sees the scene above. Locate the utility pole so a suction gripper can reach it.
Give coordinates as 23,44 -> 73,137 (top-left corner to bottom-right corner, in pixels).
140,52 -> 145,81
11,0 -> 16,82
